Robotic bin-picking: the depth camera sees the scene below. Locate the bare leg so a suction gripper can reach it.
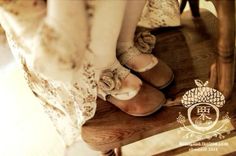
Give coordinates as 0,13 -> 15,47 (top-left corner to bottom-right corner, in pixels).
89,0 -> 125,68
118,0 -> 146,43
90,0 -> 142,92
117,0 -> 155,71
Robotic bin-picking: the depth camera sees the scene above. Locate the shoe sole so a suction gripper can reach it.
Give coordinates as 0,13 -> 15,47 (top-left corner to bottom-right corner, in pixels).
158,74 -> 175,90
128,98 -> 166,117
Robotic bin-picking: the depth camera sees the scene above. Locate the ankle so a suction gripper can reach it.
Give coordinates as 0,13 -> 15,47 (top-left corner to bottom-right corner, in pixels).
93,54 -> 117,70
117,41 -> 134,49
117,41 -> 134,56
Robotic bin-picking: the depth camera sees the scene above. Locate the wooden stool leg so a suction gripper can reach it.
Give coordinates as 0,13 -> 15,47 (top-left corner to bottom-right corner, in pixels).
180,0 -> 200,17
101,149 -> 115,156
101,147 -> 122,156
214,0 -> 235,100
188,0 -> 200,17
114,147 -> 122,156
180,0 -> 188,14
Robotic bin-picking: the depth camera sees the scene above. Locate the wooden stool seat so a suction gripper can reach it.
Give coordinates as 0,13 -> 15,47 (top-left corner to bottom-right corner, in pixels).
82,9 -> 236,155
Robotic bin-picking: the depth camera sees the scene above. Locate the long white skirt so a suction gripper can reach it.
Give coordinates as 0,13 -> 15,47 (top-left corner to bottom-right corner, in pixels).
0,0 -> 180,147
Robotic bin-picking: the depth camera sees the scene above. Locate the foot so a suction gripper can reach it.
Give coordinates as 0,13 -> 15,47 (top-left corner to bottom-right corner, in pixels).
96,60 -> 142,101
118,45 -> 158,72
107,82 -> 166,116
117,36 -> 174,89
96,60 -> 166,117
139,59 -> 174,89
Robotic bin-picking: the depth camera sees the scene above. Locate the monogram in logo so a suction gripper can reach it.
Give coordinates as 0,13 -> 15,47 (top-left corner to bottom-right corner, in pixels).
177,80 -> 231,140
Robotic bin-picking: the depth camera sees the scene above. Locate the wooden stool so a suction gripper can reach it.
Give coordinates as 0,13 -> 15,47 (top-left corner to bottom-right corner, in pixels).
82,1 -> 235,155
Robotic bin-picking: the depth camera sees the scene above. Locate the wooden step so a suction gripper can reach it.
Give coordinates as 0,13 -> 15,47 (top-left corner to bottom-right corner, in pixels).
81,10 -> 236,153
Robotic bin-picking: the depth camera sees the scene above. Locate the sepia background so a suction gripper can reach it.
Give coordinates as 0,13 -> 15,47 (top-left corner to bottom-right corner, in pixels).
0,1 -> 235,156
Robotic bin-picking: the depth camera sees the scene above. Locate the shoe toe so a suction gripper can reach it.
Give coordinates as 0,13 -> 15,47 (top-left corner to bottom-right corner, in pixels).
108,83 -> 166,116
139,59 -> 174,89
113,74 -> 142,100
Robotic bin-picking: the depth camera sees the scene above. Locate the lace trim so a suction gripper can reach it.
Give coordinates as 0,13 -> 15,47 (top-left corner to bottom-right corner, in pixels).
97,60 -> 129,100
138,0 -> 180,28
117,31 -> 156,65
117,46 -> 142,65
2,10 -> 97,146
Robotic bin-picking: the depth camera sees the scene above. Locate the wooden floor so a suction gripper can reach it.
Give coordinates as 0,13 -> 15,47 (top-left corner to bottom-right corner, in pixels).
153,9 -> 218,98
1,2 -> 235,156
81,10 -> 236,155
0,4 -> 235,156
